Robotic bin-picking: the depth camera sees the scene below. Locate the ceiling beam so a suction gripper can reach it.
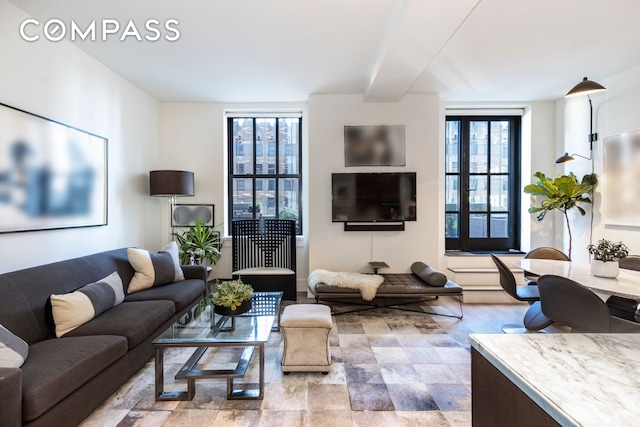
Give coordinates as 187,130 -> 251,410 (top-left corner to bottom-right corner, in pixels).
364,0 -> 481,103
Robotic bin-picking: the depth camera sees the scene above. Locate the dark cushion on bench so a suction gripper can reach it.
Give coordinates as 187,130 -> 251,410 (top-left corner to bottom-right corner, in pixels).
64,300 -> 175,349
410,262 -> 448,287
22,335 -> 127,421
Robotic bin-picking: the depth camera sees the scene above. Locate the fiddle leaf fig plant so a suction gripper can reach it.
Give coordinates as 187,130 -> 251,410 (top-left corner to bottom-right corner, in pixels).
524,172 -> 597,259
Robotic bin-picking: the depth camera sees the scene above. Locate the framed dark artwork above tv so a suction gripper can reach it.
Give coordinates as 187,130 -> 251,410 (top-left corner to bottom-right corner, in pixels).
344,125 -> 405,166
332,172 -> 417,222
0,102 -> 108,234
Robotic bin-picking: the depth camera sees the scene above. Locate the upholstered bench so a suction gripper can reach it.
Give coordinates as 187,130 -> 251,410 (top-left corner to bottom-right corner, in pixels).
280,304 -> 332,374
310,272 -> 464,319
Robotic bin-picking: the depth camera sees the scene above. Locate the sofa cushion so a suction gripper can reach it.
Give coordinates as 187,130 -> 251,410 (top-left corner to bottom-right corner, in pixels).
21,335 -> 127,422
48,272 -> 125,337
64,300 -> 175,349
0,324 -> 28,368
127,242 -> 185,294
124,279 -> 205,312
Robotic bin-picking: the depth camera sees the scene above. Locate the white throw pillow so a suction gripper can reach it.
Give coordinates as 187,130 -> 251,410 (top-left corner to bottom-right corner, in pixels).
49,271 -> 125,338
0,324 -> 28,368
127,241 -> 185,294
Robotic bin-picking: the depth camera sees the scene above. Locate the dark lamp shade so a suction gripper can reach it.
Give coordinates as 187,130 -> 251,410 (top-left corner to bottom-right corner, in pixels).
555,153 -> 576,164
565,77 -> 606,97
149,170 -> 194,196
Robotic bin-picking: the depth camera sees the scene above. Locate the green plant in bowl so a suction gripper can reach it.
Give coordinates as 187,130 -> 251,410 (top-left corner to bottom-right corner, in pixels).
211,279 -> 254,310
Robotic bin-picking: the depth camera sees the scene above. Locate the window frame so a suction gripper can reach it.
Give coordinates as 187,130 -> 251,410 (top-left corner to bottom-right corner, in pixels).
445,115 -> 521,252
227,116 -> 303,235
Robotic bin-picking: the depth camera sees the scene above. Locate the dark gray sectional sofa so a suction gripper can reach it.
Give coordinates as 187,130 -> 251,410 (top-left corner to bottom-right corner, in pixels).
0,248 -> 207,427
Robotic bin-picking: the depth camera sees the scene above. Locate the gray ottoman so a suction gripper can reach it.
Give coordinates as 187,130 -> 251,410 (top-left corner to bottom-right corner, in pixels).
281,304 -> 332,374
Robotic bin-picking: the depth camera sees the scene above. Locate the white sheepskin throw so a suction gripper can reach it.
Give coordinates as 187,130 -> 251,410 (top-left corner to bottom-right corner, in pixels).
308,269 -> 384,301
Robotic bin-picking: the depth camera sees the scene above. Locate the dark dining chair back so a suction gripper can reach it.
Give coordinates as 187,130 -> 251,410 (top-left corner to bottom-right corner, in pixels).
620,255 -> 640,271
523,247 -> 571,285
491,254 -> 517,299
524,247 -> 571,261
538,275 -> 612,333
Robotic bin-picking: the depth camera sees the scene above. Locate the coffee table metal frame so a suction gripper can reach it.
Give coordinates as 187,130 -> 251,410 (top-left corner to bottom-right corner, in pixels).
153,291 -> 282,401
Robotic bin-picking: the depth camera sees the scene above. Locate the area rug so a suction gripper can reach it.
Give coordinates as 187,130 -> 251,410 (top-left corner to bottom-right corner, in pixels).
308,269 -> 384,301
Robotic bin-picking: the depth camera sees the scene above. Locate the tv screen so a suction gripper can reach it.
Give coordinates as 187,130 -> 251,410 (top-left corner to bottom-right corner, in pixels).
332,173 -> 417,222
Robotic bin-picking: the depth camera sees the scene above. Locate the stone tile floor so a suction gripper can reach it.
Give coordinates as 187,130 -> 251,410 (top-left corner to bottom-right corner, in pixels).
81,296 -> 528,427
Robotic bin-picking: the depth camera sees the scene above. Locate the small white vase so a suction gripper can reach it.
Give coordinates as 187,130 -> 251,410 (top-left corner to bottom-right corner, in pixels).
590,260 -> 620,278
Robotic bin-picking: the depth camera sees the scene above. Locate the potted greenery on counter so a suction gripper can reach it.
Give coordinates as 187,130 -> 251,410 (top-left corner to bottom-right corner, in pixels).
587,239 -> 629,278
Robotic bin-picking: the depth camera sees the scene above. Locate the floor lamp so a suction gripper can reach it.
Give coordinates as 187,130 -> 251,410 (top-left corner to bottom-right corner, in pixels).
149,170 -> 195,241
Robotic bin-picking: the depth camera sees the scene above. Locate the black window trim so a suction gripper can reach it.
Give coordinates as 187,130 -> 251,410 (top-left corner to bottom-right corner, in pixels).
227,116 -> 303,235
445,115 -> 521,252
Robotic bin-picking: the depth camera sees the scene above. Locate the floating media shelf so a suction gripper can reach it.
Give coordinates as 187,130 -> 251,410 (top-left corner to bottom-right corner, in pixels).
343,222 -> 405,232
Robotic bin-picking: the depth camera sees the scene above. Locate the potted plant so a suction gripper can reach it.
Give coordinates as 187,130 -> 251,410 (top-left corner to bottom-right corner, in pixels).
587,239 -> 629,278
209,279 -> 253,316
524,172 -> 597,259
174,222 -> 222,266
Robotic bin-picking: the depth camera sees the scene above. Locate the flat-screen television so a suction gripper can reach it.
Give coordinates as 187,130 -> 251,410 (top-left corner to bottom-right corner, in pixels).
332,172 -> 417,222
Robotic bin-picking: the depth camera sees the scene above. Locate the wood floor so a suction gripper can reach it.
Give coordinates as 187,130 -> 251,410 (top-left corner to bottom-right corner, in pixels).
80,296 -> 530,427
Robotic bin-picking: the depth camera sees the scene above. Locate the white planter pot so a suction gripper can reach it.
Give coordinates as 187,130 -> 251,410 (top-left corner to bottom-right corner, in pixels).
590,260 -> 619,278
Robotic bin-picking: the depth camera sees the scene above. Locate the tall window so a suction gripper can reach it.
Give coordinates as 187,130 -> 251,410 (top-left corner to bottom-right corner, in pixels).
228,116 -> 302,234
445,116 -> 521,251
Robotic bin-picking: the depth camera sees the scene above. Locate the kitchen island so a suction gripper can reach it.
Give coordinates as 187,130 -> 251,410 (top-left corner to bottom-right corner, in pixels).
470,333 -> 640,426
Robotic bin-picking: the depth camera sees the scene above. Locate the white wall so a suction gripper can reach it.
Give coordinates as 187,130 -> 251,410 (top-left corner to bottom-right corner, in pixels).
0,0 -> 160,273
308,94 -> 442,273
559,65 -> 640,263
158,102 -> 310,287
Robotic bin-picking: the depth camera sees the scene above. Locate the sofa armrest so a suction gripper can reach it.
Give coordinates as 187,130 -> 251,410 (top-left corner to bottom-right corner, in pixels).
181,265 -> 208,283
0,368 -> 22,427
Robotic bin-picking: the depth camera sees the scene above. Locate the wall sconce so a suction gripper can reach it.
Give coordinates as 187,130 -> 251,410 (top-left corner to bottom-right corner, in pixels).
555,77 -> 606,164
149,170 -> 195,238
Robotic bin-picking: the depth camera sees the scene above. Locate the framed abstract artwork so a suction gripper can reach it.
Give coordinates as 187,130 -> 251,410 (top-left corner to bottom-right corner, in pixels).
603,130 -> 640,227
172,204 -> 215,227
344,125 -> 406,166
0,103 -> 108,233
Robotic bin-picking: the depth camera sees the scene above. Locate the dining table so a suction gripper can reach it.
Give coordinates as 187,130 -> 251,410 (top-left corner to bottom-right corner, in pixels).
513,258 -> 640,300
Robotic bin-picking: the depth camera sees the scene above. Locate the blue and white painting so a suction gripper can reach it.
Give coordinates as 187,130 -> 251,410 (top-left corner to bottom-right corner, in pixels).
0,103 -> 107,233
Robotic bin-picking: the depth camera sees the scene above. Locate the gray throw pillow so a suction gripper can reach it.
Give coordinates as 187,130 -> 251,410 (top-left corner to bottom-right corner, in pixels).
411,262 -> 448,287
127,241 -> 184,294
0,324 -> 28,368
49,271 -> 125,337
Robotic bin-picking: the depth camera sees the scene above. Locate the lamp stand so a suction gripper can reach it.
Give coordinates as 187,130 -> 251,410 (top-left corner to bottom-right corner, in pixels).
169,195 -> 176,242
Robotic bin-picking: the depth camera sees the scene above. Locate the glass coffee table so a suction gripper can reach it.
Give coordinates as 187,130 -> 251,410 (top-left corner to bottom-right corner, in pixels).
153,291 -> 282,401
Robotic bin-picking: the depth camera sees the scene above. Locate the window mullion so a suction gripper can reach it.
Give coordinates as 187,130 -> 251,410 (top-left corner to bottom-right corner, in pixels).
275,119 -> 280,219
252,119 -> 257,220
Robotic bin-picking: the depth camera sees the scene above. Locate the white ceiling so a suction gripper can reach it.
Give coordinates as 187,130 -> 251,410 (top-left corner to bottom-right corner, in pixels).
10,0 -> 640,103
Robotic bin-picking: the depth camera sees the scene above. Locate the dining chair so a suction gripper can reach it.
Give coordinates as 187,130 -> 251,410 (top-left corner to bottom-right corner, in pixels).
523,247 -> 570,285
617,255 -> 640,322
491,254 -> 552,333
620,255 -> 640,271
538,275 -> 640,333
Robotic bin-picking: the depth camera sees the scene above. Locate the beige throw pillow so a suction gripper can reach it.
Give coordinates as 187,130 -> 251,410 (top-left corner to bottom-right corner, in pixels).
127,241 -> 185,294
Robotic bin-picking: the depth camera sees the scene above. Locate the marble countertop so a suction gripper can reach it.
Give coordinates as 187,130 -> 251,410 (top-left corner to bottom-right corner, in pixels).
470,333 -> 640,426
